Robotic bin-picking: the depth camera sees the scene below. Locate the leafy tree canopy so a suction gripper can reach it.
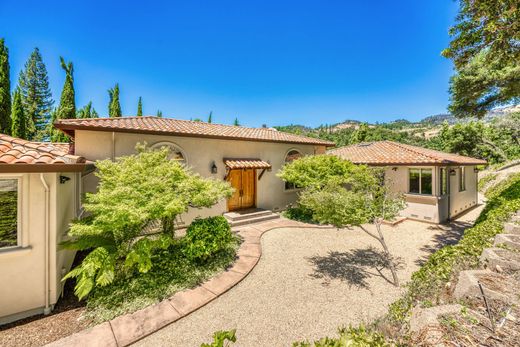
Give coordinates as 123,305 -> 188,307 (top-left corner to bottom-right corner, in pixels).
77,101 -> 98,118
11,88 -> 27,139
108,83 -> 122,117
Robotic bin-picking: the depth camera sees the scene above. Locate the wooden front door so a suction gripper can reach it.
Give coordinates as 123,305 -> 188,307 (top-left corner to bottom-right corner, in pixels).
227,169 -> 256,211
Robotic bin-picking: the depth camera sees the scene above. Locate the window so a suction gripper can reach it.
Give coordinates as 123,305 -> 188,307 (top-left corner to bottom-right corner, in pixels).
459,167 -> 466,192
440,168 -> 448,195
151,142 -> 186,164
284,149 -> 303,190
0,179 -> 18,249
408,168 -> 432,195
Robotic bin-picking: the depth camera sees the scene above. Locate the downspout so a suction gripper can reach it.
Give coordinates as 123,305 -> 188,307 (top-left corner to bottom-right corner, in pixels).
447,166 -> 451,222
111,132 -> 115,161
39,173 -> 51,315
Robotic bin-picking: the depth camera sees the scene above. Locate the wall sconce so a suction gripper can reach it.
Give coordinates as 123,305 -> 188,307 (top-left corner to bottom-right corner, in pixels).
449,169 -> 456,176
473,167 -> 479,173
210,162 -> 218,174
392,167 -> 398,171
267,161 -> 272,172
59,175 -> 71,184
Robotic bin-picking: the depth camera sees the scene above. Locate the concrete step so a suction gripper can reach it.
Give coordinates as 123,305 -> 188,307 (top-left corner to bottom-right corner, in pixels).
504,222 -> 520,234
227,213 -> 280,227
224,208 -> 273,222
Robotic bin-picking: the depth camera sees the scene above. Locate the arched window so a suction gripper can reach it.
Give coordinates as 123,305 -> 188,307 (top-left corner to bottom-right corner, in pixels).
284,149 -> 303,190
151,142 -> 186,164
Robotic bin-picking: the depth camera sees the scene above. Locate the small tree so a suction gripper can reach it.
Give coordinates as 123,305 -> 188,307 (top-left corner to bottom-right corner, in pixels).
233,117 -> 239,126
278,155 -> 405,286
207,111 -> 212,123
62,144 -> 233,299
77,101 -> 98,118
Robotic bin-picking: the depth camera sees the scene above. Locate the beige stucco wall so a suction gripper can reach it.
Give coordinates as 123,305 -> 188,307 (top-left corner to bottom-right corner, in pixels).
0,172 -> 78,324
74,130 -> 326,225
383,165 -> 478,223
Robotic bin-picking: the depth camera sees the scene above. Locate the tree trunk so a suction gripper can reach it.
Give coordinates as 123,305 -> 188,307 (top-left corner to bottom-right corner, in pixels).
374,220 -> 399,286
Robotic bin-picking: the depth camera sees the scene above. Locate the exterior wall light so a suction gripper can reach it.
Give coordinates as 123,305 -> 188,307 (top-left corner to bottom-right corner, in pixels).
473,167 -> 479,173
449,169 -> 456,176
59,175 -> 71,184
392,167 -> 398,171
211,162 -> 218,174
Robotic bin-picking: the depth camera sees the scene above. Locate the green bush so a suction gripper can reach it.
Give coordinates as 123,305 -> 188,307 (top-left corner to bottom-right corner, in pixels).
183,216 -> 234,263
201,330 -> 237,347
389,173 -> 520,323
292,326 -> 391,347
282,205 -> 315,223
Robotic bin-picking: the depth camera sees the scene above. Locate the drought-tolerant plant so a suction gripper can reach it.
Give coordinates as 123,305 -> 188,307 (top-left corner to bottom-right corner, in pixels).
62,144 -> 233,299
279,155 -> 405,286
477,173 -> 497,193
292,326 -> 390,347
183,216 -> 234,263
201,330 -> 237,347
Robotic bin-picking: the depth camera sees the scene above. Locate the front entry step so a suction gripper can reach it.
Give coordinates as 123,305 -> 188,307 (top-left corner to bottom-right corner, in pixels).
223,208 -> 279,227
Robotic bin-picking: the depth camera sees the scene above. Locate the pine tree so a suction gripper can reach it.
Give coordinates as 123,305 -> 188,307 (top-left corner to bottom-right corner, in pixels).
137,97 -> 143,116
52,57 -> 75,142
77,101 -> 98,118
208,111 -> 212,123
18,48 -> 54,140
108,83 -> 122,117
11,89 -> 27,139
0,38 -> 11,135
233,117 -> 240,126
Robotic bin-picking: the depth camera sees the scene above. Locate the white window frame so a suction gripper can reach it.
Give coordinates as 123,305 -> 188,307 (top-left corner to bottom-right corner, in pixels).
283,148 -> 303,192
0,175 -> 23,251
408,168 -> 433,195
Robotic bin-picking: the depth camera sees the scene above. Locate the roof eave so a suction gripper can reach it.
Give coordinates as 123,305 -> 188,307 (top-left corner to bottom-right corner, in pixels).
0,163 -> 88,173
54,122 -> 334,147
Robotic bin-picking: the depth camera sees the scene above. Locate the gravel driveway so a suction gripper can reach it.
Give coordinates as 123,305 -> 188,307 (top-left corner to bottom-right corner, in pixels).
135,208 -> 482,347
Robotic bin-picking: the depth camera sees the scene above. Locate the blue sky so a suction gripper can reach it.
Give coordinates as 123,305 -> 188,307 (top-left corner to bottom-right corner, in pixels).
0,1 -> 458,127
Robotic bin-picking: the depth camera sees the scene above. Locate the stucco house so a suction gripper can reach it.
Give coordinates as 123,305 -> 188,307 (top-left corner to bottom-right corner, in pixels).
54,116 -> 335,225
329,141 -> 487,223
0,134 -> 91,324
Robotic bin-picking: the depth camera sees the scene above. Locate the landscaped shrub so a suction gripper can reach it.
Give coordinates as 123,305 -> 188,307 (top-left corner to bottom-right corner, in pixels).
183,216 -> 234,263
282,205 -> 315,223
477,173 -> 497,192
201,330 -> 237,347
389,173 -> 520,323
62,144 -> 233,300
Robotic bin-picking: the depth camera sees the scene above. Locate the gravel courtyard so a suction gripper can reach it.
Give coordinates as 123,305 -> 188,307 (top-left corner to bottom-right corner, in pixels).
135,208 -> 482,347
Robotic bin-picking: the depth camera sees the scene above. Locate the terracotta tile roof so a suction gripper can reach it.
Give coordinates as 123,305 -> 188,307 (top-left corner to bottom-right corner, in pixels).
0,134 -> 86,168
54,116 -> 335,147
328,141 -> 488,166
224,158 -> 272,169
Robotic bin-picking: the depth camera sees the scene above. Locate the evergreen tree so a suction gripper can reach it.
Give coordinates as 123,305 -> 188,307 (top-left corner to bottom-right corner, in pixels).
233,117 -> 240,126
108,83 -> 122,117
156,110 -> 163,117
18,48 -> 54,139
52,57 -> 75,142
137,96 -> 143,116
11,89 -> 26,139
207,111 -> 212,123
77,101 -> 98,118
0,38 -> 11,135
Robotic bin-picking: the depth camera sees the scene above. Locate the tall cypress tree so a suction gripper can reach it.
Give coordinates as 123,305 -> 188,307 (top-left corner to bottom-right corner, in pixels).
108,83 -> 122,117
77,101 -> 98,118
208,111 -> 212,123
0,38 -> 11,135
18,48 -> 54,139
52,57 -> 75,142
233,117 -> 240,126
56,57 -> 75,119
137,96 -> 143,116
11,89 -> 26,139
